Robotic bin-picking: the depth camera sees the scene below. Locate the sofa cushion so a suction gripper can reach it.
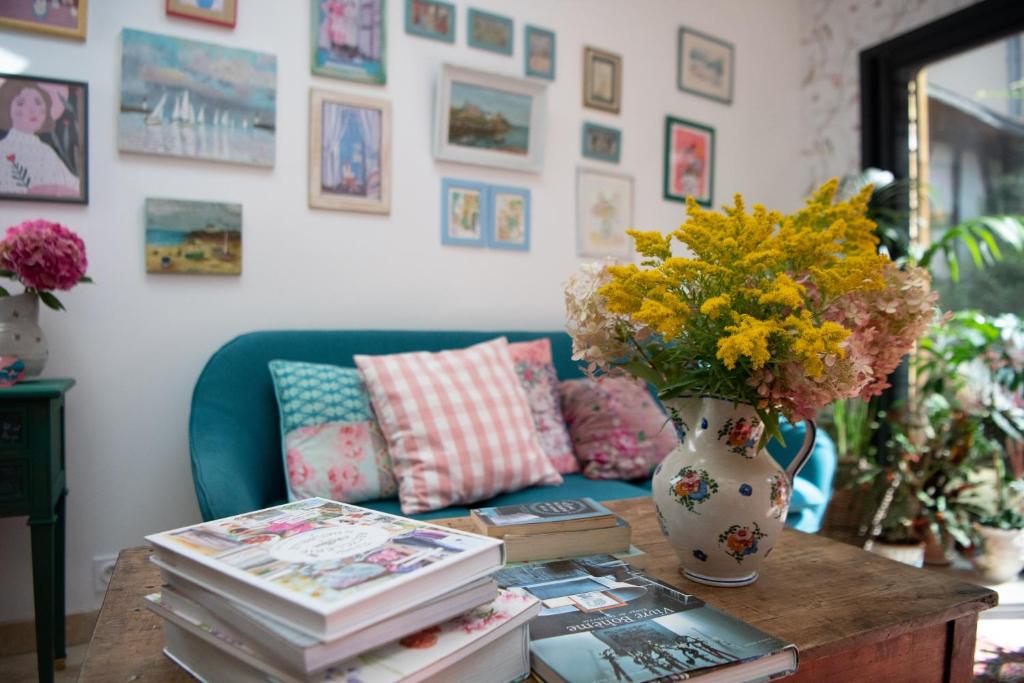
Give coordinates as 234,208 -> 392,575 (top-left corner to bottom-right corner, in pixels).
355,337 -> 563,514
268,360 -> 397,503
508,338 -> 577,474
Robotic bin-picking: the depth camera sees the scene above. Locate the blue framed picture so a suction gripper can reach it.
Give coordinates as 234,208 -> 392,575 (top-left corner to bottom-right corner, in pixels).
311,0 -> 386,84
467,9 -> 512,55
524,25 -> 555,80
488,185 -> 530,251
441,178 -> 489,247
405,0 -> 455,43
581,122 -> 621,163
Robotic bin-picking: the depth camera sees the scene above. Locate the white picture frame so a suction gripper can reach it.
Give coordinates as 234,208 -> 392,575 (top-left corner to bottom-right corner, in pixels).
576,167 -> 634,258
433,63 -> 547,173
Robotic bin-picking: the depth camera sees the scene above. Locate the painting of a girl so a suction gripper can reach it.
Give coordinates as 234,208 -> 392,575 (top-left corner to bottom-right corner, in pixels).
0,75 -> 87,203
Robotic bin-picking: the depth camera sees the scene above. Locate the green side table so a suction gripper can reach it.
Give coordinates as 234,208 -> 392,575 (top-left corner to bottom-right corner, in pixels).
0,378 -> 74,683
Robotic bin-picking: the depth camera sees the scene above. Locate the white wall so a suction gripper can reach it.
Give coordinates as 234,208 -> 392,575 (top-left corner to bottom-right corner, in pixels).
0,0 -> 804,621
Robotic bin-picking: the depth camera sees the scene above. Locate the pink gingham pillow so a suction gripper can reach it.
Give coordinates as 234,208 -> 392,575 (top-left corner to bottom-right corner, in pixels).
355,337 -> 563,514
507,339 -> 577,474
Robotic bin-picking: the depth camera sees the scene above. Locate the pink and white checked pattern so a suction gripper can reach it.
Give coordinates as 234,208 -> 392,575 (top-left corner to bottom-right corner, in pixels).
355,338 -> 563,514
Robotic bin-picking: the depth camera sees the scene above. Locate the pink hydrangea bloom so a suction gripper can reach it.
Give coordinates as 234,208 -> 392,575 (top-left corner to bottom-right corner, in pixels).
0,219 -> 88,291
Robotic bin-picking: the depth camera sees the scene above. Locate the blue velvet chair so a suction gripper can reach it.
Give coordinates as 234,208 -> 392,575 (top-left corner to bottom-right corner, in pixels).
189,330 -> 837,532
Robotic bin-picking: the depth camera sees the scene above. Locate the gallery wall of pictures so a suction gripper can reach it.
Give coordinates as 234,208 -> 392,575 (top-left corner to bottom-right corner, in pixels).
0,0 -> 810,623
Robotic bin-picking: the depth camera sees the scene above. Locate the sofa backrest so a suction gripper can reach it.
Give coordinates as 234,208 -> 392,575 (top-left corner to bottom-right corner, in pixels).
189,330 -> 583,521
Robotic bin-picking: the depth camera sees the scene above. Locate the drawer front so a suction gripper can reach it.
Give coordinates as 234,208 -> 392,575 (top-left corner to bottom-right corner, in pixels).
0,408 -> 27,450
0,460 -> 27,507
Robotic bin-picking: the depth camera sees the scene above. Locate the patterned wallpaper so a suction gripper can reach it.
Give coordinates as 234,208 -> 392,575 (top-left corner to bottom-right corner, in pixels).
799,0 -> 983,192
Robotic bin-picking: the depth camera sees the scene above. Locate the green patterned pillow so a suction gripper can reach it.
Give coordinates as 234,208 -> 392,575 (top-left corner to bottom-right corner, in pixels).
268,360 -> 397,503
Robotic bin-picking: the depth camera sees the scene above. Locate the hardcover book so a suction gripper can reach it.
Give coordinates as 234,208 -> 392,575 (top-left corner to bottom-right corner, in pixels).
146,498 -> 504,640
494,555 -> 798,683
147,589 -> 541,683
502,517 -> 632,563
471,498 -> 617,536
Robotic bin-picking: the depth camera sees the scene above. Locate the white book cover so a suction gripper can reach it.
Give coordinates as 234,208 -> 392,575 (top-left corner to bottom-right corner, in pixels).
146,499 -> 503,626
147,588 -> 540,682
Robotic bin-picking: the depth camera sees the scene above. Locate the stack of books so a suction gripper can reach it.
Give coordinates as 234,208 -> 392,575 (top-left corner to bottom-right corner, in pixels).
470,498 -> 632,562
144,498 -> 540,682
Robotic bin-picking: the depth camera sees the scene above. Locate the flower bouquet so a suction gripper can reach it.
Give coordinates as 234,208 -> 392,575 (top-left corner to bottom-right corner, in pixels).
0,218 -> 90,310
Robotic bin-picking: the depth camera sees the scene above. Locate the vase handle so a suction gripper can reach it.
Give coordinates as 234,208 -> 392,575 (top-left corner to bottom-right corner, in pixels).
784,420 -> 817,483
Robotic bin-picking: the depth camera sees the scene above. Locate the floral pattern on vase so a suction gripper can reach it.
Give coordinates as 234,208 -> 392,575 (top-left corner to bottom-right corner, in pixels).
769,473 -> 790,520
716,416 -> 760,457
669,466 -> 719,513
718,523 -> 767,564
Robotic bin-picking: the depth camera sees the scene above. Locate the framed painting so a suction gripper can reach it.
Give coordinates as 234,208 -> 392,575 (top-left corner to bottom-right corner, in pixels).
663,116 -> 714,207
524,25 -> 555,80
488,185 -> 529,251
405,0 -> 454,43
166,0 -> 238,28
119,29 -> 277,168
145,198 -> 242,276
310,88 -> 391,214
467,8 -> 512,55
677,27 -> 734,104
576,167 -> 633,258
441,178 -> 488,247
0,0 -> 87,40
434,64 -> 547,173
312,0 -> 386,85
0,74 -> 88,204
581,122 -> 620,164
583,46 -> 621,114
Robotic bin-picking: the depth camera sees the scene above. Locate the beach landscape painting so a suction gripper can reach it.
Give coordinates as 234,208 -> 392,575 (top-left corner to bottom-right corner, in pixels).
145,198 -> 242,275
119,29 -> 277,167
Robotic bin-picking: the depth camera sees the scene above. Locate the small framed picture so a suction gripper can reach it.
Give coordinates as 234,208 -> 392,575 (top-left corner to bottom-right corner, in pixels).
0,74 -> 88,204
524,25 -> 555,80
0,0 -> 87,40
441,178 -> 488,247
576,167 -> 633,258
405,0 -> 455,43
166,0 -> 237,28
663,116 -> 714,207
677,27 -> 734,104
583,46 -> 621,114
581,122 -> 620,164
312,0 -> 386,85
467,8 -> 512,55
145,198 -> 242,276
309,89 -> 391,214
434,64 -> 547,174
488,185 -> 530,251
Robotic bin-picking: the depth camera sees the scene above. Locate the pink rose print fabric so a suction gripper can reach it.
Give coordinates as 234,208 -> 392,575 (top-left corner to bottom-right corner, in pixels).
507,339 -> 578,474
560,377 -> 680,480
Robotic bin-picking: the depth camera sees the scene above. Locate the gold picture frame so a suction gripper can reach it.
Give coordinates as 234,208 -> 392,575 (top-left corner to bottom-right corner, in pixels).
583,46 -> 621,114
0,0 -> 88,40
309,88 -> 391,214
166,0 -> 238,28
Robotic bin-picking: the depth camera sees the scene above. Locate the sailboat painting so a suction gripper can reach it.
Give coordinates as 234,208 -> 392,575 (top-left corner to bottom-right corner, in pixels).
119,29 -> 276,167
145,198 -> 242,275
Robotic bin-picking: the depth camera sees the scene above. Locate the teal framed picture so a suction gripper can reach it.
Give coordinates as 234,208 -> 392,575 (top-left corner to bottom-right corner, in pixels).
488,185 -> 530,251
441,178 -> 489,247
677,26 -> 734,104
663,116 -> 714,207
524,25 -> 555,80
312,0 -> 386,84
581,122 -> 620,164
405,0 -> 455,43
467,8 -> 512,55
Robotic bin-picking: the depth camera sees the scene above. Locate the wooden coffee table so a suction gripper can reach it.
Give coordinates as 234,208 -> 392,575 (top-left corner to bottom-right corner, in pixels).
80,497 -> 997,682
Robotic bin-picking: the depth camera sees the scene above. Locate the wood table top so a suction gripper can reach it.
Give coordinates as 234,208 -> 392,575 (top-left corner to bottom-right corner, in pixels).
79,497 -> 998,681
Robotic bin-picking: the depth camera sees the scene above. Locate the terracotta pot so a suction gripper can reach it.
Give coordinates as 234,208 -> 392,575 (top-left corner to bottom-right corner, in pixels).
866,539 -> 925,568
922,528 -> 953,566
970,524 -> 1024,584
651,397 -> 816,587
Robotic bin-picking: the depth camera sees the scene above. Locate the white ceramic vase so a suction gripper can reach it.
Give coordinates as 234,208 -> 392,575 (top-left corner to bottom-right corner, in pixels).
971,524 -> 1024,584
651,397 -> 816,587
0,293 -> 47,376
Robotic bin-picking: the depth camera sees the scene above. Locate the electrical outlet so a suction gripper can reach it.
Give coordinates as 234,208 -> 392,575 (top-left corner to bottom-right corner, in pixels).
93,554 -> 118,594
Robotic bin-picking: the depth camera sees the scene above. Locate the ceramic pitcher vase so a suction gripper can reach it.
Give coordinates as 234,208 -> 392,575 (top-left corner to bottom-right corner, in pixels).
651,396 -> 816,587
0,293 -> 47,377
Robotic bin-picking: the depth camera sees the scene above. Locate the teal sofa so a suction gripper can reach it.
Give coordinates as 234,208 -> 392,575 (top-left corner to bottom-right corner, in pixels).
189,331 -> 837,532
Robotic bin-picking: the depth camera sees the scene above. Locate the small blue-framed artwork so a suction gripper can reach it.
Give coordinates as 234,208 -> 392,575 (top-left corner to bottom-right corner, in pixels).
524,25 -> 555,80
487,185 -> 530,251
441,178 -> 489,247
467,9 -> 513,55
581,122 -> 621,163
405,0 -> 455,43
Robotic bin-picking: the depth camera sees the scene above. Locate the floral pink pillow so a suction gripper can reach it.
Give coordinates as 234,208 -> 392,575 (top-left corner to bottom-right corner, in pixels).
560,377 -> 679,480
507,339 -> 577,474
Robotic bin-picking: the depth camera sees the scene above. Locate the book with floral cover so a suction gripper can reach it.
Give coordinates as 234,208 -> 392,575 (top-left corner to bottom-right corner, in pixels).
146,589 -> 540,683
146,498 -> 504,640
494,555 -> 797,683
